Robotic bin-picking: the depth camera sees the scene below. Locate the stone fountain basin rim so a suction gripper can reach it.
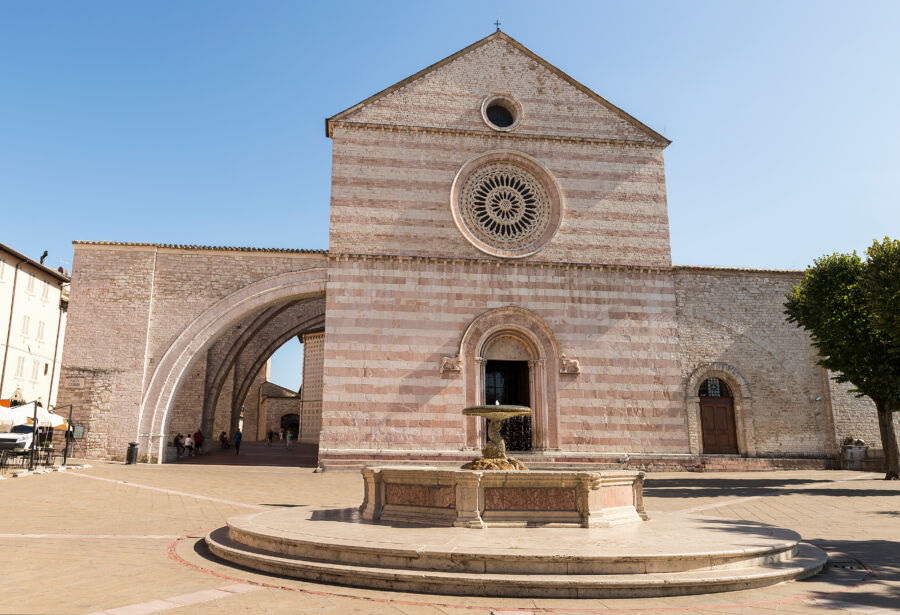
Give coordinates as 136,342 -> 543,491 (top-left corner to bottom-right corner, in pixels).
462,404 -> 532,420
366,465 -> 643,477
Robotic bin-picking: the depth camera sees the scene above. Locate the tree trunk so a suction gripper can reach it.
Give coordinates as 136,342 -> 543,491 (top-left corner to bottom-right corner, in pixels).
875,399 -> 899,480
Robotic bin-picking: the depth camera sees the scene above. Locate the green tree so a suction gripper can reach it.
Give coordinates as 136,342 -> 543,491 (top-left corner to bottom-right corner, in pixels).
862,238 -> 900,350
785,239 -> 900,480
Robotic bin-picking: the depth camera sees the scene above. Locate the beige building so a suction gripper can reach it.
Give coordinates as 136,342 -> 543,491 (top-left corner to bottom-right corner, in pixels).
57,32 -> 893,467
0,242 -> 69,408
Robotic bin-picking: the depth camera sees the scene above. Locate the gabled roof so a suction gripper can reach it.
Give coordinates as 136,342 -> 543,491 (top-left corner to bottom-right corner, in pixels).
326,30 -> 669,145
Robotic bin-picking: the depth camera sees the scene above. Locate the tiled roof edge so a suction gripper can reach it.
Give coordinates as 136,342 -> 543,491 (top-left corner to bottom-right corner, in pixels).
73,241 -> 327,254
673,265 -> 803,274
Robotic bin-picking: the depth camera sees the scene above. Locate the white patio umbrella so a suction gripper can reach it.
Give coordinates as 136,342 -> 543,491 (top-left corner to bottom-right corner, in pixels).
0,402 -> 67,429
0,403 -> 37,427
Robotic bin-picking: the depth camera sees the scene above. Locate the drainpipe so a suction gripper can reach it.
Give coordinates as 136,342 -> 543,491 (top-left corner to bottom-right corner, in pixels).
0,260 -> 26,399
46,283 -> 67,407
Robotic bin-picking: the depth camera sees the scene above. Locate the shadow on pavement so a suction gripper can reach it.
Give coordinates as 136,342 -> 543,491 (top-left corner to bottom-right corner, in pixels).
644,477 -> 895,499
171,441 -> 318,468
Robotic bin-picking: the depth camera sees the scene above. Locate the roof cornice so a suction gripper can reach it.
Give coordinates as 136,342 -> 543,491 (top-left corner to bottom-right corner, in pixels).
328,120 -> 666,148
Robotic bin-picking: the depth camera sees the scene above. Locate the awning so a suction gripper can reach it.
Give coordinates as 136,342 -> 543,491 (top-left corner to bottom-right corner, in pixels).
0,402 -> 67,429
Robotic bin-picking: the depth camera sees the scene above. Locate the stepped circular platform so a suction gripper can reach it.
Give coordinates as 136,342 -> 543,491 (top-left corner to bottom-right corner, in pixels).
205,505 -> 827,598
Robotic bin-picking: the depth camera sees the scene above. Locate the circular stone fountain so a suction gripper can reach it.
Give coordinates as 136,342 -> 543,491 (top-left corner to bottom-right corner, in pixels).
204,405 -> 827,597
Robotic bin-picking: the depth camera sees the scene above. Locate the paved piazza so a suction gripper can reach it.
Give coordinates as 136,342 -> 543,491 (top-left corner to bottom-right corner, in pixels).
2,449 -> 898,614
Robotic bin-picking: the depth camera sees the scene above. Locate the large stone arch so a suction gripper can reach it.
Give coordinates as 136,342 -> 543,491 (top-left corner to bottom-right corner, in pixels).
198,298 -> 326,442
685,362 -> 754,456
457,306 -> 562,451
229,311 -> 326,436
198,302 -> 297,441
139,269 -> 328,461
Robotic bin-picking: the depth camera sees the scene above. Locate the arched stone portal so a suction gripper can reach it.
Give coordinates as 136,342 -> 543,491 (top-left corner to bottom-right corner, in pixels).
139,269 -> 328,462
685,362 -> 754,456
457,307 -> 562,452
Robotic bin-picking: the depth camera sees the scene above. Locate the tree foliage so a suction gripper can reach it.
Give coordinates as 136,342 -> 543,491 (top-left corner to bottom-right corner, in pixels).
784,238 -> 900,479
862,238 -> 900,356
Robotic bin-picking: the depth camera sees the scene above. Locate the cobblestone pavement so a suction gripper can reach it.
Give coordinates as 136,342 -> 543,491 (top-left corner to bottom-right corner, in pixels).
1,454 -> 898,614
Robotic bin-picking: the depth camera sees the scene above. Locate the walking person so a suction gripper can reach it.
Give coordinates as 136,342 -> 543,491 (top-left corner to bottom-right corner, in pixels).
285,429 -> 292,448
184,433 -> 194,458
193,429 -> 204,456
266,429 -> 274,446
174,433 -> 184,460
234,429 -> 242,456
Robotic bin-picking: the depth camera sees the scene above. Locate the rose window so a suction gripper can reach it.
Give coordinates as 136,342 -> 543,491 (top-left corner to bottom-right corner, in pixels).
458,162 -> 552,252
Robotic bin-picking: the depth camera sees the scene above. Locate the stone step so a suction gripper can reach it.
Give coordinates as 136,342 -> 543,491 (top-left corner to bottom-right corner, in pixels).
226,519 -> 799,575
205,528 -> 827,598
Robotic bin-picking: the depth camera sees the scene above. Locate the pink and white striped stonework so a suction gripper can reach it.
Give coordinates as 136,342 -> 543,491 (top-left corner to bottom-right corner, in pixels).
56,32 -> 896,468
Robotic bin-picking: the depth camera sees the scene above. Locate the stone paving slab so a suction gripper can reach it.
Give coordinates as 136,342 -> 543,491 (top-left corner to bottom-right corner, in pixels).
0,460 -> 897,614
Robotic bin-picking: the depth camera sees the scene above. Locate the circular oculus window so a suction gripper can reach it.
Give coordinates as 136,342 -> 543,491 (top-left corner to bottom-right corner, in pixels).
450,151 -> 563,258
481,94 -> 522,132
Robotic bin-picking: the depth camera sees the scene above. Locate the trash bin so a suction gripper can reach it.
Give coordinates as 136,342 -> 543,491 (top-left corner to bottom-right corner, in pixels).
126,442 -> 139,465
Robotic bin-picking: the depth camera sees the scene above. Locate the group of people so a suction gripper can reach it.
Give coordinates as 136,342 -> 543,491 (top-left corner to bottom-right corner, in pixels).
266,428 -> 295,448
173,428 -> 243,459
173,429 -> 204,459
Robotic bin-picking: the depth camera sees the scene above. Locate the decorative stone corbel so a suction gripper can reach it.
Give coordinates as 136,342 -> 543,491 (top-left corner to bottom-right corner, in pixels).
439,355 -> 463,374
559,354 -> 581,374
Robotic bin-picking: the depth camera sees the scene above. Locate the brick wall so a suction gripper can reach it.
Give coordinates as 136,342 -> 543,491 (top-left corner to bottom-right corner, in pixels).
57,243 -> 327,458
57,246 -> 156,457
320,256 -> 687,457
299,331 -> 324,444
329,128 -> 669,267
675,268 -> 832,457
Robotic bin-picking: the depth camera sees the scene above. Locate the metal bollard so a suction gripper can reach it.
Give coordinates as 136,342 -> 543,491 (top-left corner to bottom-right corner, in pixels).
126,442 -> 139,465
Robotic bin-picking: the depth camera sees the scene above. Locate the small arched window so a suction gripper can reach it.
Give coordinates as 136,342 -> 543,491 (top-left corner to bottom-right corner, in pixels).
699,377 -> 732,397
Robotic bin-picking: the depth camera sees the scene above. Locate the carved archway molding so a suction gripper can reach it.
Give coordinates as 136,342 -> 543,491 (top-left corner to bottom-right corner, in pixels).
138,269 -> 328,462
685,362 -> 754,456
454,306 -> 563,452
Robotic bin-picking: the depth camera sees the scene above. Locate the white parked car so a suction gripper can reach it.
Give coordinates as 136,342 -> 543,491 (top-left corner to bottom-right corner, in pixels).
0,424 -> 36,451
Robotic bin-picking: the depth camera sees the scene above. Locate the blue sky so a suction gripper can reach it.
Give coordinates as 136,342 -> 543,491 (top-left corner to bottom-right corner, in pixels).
2,1 -> 898,389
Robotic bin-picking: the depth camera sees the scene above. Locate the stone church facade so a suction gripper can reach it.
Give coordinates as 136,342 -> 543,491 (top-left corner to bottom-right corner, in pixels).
57,32 -> 886,469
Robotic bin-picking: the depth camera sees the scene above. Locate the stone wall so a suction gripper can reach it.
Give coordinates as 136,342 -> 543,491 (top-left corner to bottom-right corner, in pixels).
328,35 -> 670,268
827,377 -> 899,457
320,256 -> 686,460
57,243 -> 327,458
329,128 -> 669,268
299,331 -> 324,444
675,267 -> 832,458
169,356 -> 206,441
57,246 -> 156,458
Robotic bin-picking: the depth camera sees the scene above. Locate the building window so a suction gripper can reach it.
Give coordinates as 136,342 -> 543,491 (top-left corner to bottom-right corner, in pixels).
21,315 -> 30,336
31,359 -> 39,381
37,321 -> 45,340
15,356 -> 24,378
26,274 -> 35,293
42,283 -> 50,299
699,377 -> 732,397
0,258 -> 5,280
480,94 -> 522,132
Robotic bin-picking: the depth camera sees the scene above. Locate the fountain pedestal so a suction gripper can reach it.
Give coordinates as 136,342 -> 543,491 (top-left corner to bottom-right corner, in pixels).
360,466 -> 648,528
